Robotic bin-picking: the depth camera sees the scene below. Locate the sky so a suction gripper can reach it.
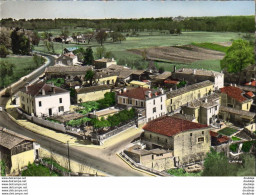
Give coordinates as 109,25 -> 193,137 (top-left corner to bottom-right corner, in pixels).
0,1 -> 255,19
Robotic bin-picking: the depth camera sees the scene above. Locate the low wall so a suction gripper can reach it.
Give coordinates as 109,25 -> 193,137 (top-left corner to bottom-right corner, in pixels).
38,147 -> 106,176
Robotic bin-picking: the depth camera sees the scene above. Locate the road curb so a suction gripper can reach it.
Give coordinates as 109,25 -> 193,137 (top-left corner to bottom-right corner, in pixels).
116,153 -> 157,177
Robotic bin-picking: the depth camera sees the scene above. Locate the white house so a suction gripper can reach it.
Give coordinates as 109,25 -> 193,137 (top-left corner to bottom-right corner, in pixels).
117,87 -> 167,122
19,82 -> 70,117
56,52 -> 78,66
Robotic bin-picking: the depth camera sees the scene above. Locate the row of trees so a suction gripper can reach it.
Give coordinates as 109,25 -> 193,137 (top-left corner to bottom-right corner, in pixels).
1,16 -> 254,32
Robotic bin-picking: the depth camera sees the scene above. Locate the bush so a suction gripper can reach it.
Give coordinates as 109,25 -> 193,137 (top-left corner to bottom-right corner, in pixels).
230,143 -> 238,152
42,158 -> 69,173
0,45 -> 9,58
67,117 -> 91,127
167,168 -> 201,176
241,141 -> 256,153
21,163 -> 59,176
0,161 -> 6,176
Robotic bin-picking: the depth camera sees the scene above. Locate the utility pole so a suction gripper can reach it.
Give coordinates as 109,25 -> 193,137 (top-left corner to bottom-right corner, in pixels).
67,141 -> 71,175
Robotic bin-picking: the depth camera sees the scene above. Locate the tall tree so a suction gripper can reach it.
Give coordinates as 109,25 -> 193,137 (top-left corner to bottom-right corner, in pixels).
83,47 -> 94,65
30,31 -> 40,46
0,61 -> 14,88
95,46 -> 106,59
0,29 -> 11,49
220,39 -> 255,76
95,30 -> 107,46
84,70 -> 95,86
0,45 -> 10,58
11,28 -> 31,55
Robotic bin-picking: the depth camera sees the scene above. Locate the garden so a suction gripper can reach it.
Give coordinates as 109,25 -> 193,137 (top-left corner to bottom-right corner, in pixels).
218,127 -> 238,136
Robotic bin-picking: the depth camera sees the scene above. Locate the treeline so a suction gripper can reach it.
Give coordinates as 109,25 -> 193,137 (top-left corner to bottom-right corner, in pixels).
1,16 -> 254,32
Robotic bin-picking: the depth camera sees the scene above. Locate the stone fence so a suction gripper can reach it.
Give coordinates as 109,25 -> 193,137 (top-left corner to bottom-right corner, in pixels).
120,151 -> 170,177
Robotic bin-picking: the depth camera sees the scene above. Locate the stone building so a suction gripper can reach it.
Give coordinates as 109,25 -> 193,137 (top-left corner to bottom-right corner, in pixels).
19,82 -> 70,117
45,65 -> 93,81
172,68 -> 224,90
124,145 -> 175,171
129,80 -> 151,89
0,127 -> 39,175
94,58 -> 117,69
56,52 -> 78,66
181,93 -> 220,125
220,85 -> 253,111
142,116 -> 212,165
166,80 -> 214,113
117,87 -> 167,122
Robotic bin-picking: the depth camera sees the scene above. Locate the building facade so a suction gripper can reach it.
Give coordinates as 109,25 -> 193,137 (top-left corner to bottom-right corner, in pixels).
19,82 -> 70,117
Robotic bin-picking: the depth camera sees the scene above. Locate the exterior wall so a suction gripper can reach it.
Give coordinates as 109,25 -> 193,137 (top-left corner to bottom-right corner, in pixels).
34,92 -> 70,117
245,123 -> 256,132
173,128 -> 211,165
143,131 -> 174,150
117,95 -> 145,108
19,91 -> 35,115
214,74 -> 224,90
129,81 -> 150,89
221,93 -> 252,111
77,89 -> 111,103
166,84 -> 214,112
145,94 -> 167,122
200,105 -> 219,125
10,149 -> 35,175
38,148 -> 105,176
141,154 -> 175,171
219,110 -> 253,127
182,107 -> 199,122
97,76 -> 117,85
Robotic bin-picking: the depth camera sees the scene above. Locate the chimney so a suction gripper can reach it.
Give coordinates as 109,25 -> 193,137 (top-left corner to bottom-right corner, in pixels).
123,88 -> 127,93
119,90 -> 122,94
230,83 -> 233,86
52,87 -> 56,94
193,69 -> 196,75
155,92 -> 158,96
170,88 -> 172,92
25,85 -> 28,92
173,65 -> 176,73
234,84 -> 237,87
112,58 -> 114,61
205,98 -> 208,103
42,89 -> 46,95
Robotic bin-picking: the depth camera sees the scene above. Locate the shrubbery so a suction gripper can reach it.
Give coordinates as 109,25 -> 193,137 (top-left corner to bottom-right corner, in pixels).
67,117 -> 91,127
46,77 -> 65,87
21,163 -> 59,176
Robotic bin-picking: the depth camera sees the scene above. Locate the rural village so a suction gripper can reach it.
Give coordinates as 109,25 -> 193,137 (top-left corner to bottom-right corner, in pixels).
0,14 -> 255,177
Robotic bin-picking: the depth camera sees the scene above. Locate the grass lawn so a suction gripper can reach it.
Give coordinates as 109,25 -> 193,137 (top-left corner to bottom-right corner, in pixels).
232,136 -> 242,141
191,42 -> 229,53
0,55 -> 41,88
21,163 -> 60,176
218,127 -> 238,136
167,168 -> 202,176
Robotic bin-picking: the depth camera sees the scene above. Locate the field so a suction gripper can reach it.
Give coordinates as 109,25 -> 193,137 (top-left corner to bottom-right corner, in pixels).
0,55 -> 39,88
34,31 -> 246,72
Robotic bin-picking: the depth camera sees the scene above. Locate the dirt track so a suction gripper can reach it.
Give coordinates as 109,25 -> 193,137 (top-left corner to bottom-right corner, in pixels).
129,45 -> 225,64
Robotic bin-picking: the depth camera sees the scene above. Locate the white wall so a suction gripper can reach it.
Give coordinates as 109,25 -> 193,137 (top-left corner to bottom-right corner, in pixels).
34,92 -> 70,117
214,74 -> 224,90
146,94 -> 167,122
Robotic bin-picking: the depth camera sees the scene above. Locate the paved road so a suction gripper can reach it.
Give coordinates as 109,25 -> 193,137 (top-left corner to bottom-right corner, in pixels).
0,54 -> 144,176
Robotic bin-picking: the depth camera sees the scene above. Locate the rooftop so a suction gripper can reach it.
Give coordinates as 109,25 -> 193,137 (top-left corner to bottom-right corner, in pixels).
130,80 -> 149,86
45,65 -> 93,73
245,80 -> 256,87
143,116 -> 208,137
21,82 -> 68,97
118,87 -> 150,100
186,93 -> 220,108
91,107 -> 120,117
166,80 -> 213,99
220,86 -> 247,102
220,106 -> 256,119
154,71 -> 172,80
0,127 -> 34,150
175,68 -> 223,77
94,58 -> 115,63
76,85 -> 111,94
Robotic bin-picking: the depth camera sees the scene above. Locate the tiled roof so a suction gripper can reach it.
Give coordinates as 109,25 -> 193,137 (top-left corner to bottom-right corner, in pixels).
118,87 -> 150,100
175,68 -> 223,77
220,86 -> 246,102
64,52 -> 76,59
245,80 -> 256,87
245,91 -> 254,98
143,116 -> 208,137
210,131 -> 229,144
95,58 -> 114,63
220,106 -> 255,119
166,80 -> 213,99
76,85 -> 111,94
0,128 -> 34,149
164,79 -> 179,84
45,66 -> 92,73
154,72 -> 172,80
21,82 -> 68,97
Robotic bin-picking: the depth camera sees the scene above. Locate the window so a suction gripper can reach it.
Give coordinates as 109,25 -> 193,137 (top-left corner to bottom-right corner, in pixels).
161,97 -> 162,102
136,101 -> 138,106
149,134 -> 152,139
153,100 -> 155,105
39,101 -> 42,107
190,133 -> 192,136
153,107 -> 156,113
198,137 -> 204,143
141,102 -> 143,107
22,96 -> 24,101
210,108 -> 211,113
58,106 -> 64,112
165,139 -> 168,143
170,99 -> 172,104
123,98 -> 126,104
247,104 -> 249,110
202,131 -> 204,135
215,106 -> 217,111
161,105 -> 163,110
59,98 -> 62,103
128,99 -> 132,104
157,137 -> 159,141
